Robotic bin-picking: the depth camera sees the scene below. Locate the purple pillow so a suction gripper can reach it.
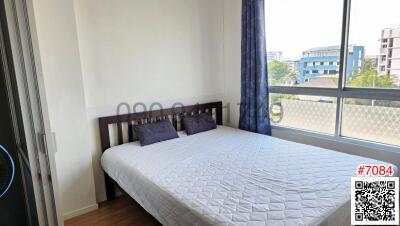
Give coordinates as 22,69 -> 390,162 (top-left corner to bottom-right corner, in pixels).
182,113 -> 217,135
133,120 -> 179,146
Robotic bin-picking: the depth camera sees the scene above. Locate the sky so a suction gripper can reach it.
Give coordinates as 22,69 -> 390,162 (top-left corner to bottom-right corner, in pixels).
265,0 -> 400,60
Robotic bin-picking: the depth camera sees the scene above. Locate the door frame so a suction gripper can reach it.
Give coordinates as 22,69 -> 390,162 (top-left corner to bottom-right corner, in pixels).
2,0 -> 63,225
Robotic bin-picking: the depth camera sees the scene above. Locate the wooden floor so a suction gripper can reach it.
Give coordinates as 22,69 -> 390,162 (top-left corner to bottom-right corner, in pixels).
65,196 -> 161,226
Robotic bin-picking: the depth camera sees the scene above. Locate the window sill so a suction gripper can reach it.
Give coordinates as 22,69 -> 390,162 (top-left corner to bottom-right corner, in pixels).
271,125 -> 400,167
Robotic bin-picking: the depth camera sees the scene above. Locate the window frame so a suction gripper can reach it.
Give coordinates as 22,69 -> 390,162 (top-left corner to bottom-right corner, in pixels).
268,0 -> 400,148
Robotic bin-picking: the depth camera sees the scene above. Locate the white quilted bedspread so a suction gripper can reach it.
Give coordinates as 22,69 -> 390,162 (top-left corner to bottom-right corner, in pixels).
101,126 -> 394,226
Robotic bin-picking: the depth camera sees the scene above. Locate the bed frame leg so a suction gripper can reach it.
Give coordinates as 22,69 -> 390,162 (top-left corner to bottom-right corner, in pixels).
104,174 -> 116,201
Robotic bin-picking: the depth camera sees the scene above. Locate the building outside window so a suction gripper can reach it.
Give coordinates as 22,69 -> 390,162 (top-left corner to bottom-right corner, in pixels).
298,45 -> 365,84
267,51 -> 283,62
382,27 -> 400,80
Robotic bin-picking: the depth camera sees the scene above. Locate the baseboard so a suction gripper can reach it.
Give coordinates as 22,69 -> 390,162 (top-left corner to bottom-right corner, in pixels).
63,203 -> 98,220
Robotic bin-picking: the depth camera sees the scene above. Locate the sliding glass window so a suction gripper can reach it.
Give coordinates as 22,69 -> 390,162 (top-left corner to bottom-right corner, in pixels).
266,0 -> 400,147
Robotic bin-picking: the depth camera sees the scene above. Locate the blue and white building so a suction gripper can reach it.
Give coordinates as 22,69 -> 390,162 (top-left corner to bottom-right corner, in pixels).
299,45 -> 365,83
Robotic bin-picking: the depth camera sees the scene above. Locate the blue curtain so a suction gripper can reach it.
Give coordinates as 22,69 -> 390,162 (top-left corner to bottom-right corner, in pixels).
239,0 -> 271,135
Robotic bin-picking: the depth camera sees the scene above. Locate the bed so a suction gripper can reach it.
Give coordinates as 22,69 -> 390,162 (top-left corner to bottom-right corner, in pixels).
99,101 -> 396,226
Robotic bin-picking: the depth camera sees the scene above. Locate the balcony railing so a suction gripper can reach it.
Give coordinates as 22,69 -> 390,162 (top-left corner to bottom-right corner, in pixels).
272,99 -> 400,146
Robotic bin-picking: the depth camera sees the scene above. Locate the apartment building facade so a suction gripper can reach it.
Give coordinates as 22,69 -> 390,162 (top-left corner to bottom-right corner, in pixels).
299,45 -> 365,83
378,25 -> 400,82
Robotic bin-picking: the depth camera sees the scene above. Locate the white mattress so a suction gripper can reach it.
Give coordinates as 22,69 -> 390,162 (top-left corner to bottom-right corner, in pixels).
101,126 -> 395,226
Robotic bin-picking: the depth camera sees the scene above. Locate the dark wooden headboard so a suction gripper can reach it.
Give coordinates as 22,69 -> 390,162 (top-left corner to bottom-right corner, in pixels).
99,101 -> 223,200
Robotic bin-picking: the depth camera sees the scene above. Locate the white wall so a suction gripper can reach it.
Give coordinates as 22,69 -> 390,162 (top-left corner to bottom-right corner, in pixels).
73,0 -> 225,202
223,0 -> 242,127
31,0 -> 97,219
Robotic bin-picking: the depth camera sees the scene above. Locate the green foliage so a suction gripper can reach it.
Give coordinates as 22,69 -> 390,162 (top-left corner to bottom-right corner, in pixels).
347,59 -> 399,106
268,60 -> 298,85
348,59 -> 398,88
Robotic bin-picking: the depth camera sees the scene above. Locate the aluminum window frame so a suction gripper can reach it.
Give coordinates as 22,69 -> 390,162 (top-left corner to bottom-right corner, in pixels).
268,0 -> 400,148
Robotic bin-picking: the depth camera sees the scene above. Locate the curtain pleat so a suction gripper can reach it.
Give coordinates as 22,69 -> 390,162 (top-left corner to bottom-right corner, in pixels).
239,0 -> 271,135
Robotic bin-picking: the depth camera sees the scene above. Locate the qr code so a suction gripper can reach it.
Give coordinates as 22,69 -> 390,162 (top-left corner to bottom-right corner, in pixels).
351,177 -> 399,225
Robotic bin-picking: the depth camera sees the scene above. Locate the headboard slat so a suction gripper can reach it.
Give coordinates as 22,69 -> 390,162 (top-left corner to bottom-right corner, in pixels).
172,115 -> 178,130
128,122 -> 134,142
117,123 -> 123,145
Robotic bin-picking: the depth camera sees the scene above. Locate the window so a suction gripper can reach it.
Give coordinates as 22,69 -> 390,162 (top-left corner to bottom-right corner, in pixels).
265,0 -> 342,88
342,99 -> 400,146
388,49 -> 393,58
329,70 -> 338,75
346,0 -> 400,89
270,94 -> 337,134
266,0 -> 400,147
389,39 -> 394,47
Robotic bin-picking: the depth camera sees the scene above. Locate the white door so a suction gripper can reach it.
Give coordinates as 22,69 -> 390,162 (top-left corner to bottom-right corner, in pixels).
3,0 -> 63,225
